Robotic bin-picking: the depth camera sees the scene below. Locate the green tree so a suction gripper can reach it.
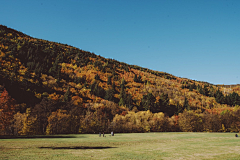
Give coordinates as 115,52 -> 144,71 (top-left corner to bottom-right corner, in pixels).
111,82 -> 116,93
183,97 -> 190,111
126,94 -> 133,110
134,74 -> 138,82
138,75 -> 142,83
197,85 -> 204,95
141,93 -> 155,111
94,74 -> 100,80
203,84 -> 209,96
119,78 -> 127,106
215,89 -> 225,104
105,88 -> 114,101
63,87 -> 71,102
160,93 -> 169,107
107,76 -> 112,85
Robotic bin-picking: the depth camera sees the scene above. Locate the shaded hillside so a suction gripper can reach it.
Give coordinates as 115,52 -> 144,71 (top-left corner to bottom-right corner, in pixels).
1,25 -> 240,135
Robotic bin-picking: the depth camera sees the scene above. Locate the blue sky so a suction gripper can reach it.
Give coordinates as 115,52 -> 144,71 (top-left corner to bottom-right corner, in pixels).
1,0 -> 240,85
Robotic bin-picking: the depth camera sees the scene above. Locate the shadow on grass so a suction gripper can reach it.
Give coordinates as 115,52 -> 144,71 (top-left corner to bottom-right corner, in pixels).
39,146 -> 117,150
0,135 -> 82,139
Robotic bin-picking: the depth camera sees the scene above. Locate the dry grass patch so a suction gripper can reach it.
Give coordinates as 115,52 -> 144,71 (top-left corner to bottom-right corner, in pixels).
0,133 -> 240,159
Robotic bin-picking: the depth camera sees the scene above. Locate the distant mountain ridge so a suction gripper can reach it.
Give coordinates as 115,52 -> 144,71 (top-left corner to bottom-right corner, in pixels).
1,24 -> 240,135
1,24 -> 240,110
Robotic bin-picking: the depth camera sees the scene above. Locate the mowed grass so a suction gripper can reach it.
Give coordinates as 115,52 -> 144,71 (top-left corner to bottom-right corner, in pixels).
1,132 -> 240,160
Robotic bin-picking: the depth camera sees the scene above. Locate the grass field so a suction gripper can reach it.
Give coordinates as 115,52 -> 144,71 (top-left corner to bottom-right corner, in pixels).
1,132 -> 240,160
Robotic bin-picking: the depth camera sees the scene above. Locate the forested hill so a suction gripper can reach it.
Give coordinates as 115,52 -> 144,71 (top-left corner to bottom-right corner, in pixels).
1,24 -> 240,135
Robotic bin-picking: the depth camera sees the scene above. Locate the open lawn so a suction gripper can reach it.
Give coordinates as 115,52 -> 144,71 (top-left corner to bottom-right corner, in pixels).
1,132 -> 240,160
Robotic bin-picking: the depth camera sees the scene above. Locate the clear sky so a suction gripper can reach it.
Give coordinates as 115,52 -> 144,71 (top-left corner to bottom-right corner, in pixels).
1,0 -> 240,85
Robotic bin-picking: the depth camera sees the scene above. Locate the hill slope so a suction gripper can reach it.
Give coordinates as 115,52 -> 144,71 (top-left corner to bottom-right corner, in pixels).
1,25 -> 240,135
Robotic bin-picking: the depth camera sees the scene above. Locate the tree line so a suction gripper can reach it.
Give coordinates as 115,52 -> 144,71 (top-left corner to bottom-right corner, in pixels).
181,82 -> 240,107
1,88 -> 240,135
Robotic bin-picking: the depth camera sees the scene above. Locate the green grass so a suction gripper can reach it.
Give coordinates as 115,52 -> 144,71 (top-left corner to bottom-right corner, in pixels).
1,132 -> 240,159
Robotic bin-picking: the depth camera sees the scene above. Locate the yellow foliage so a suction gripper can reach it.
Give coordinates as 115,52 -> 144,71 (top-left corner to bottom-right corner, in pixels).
35,93 -> 42,99
75,84 -> 82,89
49,93 -> 60,101
42,81 -> 48,86
169,98 -> 175,105
72,64 -> 78,70
0,51 -> 5,57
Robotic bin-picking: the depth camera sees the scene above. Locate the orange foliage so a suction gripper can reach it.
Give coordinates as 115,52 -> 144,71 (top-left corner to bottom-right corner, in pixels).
72,96 -> 83,105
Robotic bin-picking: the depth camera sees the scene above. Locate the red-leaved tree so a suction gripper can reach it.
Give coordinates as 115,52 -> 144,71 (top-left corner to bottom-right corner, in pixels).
0,89 -> 16,135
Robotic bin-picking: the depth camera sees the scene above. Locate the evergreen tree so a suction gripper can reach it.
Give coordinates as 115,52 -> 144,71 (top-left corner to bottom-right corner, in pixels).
191,83 -> 197,90
181,84 -> 185,89
209,86 -> 215,97
134,74 -> 138,82
138,75 -> 142,82
107,76 -> 112,85
104,88 -> 114,101
203,84 -> 209,96
141,93 -> 155,111
63,87 -> 71,102
119,87 -> 126,106
183,97 -> 190,111
119,78 -> 127,106
90,81 -> 97,91
160,93 -> 169,107
94,74 -> 100,80
197,85 -> 204,95
112,82 -> 116,93
225,92 -> 240,106
120,78 -> 126,89
215,89 -> 225,104
118,98 -> 125,106
152,93 -> 170,113
50,57 -> 59,76
126,94 -> 133,110
175,102 -> 183,115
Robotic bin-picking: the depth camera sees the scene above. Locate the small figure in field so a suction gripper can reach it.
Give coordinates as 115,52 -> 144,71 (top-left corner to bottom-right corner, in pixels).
99,132 -> 101,137
235,134 -> 238,137
103,132 -> 104,137
111,131 -> 114,136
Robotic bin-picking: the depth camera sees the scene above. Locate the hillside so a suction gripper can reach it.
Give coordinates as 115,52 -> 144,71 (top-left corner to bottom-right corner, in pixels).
1,25 -> 240,135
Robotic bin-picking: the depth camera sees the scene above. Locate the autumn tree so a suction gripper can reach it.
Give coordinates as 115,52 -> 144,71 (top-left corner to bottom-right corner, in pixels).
202,111 -> 221,132
178,110 -> 203,132
20,108 -> 39,135
0,89 -> 16,135
32,98 -> 58,134
46,109 -> 72,135
12,112 -> 26,135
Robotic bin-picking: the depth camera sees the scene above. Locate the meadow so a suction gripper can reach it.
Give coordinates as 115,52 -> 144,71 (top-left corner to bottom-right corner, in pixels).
1,132 -> 240,160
